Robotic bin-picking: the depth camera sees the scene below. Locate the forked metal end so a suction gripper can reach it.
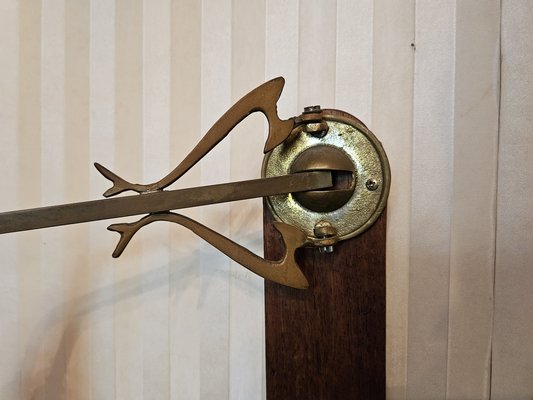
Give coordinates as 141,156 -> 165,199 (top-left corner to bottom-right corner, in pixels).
107,222 -> 136,258
95,162 -> 139,198
95,77 -> 294,198
107,213 -> 310,289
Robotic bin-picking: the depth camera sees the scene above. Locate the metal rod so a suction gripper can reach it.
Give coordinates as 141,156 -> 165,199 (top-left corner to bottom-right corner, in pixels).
0,171 -> 332,234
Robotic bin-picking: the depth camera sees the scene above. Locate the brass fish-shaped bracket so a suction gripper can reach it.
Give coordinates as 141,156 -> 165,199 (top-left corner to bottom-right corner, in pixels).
94,77 -> 294,197
0,77 -> 390,289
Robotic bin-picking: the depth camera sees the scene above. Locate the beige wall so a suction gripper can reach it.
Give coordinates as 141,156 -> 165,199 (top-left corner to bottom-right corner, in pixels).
0,0 -> 531,399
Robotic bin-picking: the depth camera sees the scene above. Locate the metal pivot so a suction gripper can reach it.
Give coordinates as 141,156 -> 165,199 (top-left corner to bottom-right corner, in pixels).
263,107 -> 391,252
0,78 -> 391,289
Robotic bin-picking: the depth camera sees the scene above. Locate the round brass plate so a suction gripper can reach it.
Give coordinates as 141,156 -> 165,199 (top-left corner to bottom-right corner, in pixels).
262,109 -> 390,242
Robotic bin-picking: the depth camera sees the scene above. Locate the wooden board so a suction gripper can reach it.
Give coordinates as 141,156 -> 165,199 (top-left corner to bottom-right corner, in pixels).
264,208 -> 386,399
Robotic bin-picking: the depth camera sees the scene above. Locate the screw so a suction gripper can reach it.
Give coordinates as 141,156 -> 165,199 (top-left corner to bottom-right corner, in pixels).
304,122 -> 329,138
366,179 -> 379,191
303,105 -> 321,114
313,220 -> 337,254
319,245 -> 334,254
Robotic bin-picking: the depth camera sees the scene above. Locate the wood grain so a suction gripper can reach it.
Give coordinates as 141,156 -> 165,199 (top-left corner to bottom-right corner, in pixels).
264,207 -> 386,399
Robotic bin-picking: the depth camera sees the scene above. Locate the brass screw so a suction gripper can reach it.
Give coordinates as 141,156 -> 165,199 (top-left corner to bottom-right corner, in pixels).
302,106 -> 328,137
366,179 -> 379,191
304,122 -> 329,138
313,220 -> 337,254
303,105 -> 321,114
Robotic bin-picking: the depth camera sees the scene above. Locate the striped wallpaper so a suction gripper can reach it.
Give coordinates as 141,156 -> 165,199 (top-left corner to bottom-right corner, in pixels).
0,0 -> 532,399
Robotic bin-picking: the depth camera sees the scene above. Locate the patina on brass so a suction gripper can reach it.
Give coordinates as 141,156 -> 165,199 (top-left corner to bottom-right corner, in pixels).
0,171 -> 331,234
109,215 -> 312,289
290,146 -> 355,213
0,78 -> 390,289
95,77 -> 294,197
263,109 -> 391,243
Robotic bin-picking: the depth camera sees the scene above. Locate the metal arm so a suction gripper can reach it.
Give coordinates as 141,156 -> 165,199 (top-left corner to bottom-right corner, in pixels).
108,213 -> 310,289
95,77 -> 294,197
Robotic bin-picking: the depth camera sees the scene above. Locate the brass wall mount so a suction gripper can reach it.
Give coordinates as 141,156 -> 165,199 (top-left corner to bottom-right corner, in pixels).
263,108 -> 390,247
0,78 -> 390,289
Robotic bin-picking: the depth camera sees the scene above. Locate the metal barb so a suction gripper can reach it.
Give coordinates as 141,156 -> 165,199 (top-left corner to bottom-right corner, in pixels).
109,213 -> 310,289
95,77 -> 294,197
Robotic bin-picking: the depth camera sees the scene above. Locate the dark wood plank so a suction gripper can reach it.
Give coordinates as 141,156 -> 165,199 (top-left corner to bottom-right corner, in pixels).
264,207 -> 386,400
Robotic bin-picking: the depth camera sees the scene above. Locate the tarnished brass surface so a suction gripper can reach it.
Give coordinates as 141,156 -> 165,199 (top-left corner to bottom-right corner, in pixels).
95,77 -> 293,197
109,214 -> 311,289
262,109 -> 390,242
290,146 -> 355,212
0,171 -> 331,234
0,78 -> 390,289
0,77 -> 318,289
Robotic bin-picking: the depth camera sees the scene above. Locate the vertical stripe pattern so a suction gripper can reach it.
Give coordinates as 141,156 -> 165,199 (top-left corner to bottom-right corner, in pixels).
492,1 -> 533,398
0,0 -> 532,398
89,0 -> 116,398
0,1 -> 19,399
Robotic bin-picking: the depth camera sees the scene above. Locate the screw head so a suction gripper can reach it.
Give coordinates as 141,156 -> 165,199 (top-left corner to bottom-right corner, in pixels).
313,220 -> 337,238
303,105 -> 321,114
318,245 -> 334,254
365,179 -> 379,191
313,221 -> 337,254
305,122 -> 329,138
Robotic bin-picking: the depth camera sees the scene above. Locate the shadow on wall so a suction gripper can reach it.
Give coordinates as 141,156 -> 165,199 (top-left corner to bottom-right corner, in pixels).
1,229 -> 264,400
